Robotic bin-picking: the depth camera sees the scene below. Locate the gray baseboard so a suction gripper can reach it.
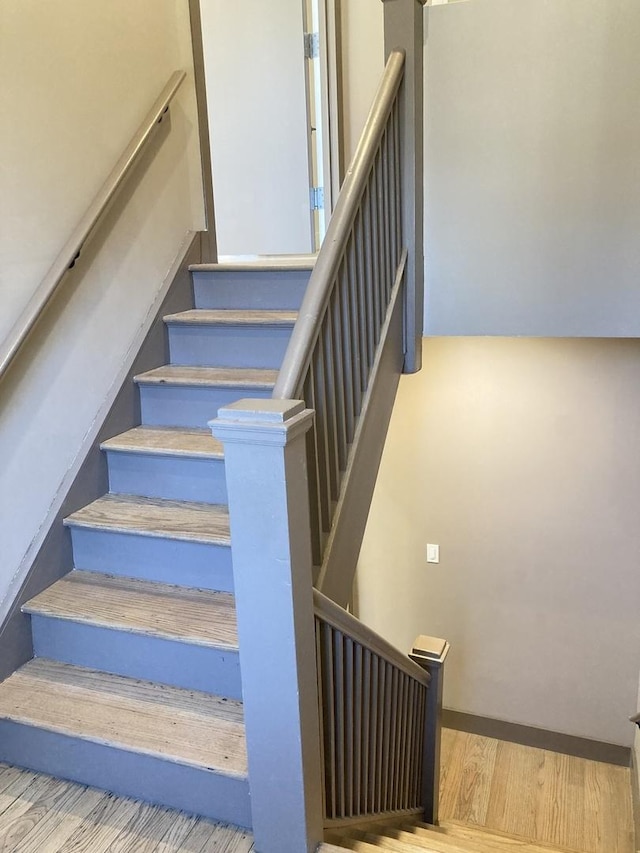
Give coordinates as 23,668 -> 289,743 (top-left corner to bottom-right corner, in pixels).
0,232 -> 201,683
631,740 -> 640,852
443,709 -> 631,767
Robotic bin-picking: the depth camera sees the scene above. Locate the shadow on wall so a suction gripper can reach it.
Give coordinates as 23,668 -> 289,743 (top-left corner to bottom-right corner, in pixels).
356,336 -> 640,748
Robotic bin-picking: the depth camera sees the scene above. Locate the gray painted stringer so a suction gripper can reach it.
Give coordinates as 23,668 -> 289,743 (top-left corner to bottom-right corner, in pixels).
0,233 -> 199,683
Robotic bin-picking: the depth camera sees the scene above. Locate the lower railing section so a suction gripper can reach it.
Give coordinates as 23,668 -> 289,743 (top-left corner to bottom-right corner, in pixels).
315,591 -> 430,823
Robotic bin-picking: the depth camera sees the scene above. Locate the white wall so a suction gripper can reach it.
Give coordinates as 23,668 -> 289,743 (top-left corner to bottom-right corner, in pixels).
201,0 -> 313,256
340,0 -> 384,165
350,0 -> 640,749
356,338 -> 640,747
199,0 -> 384,254
0,1 -> 204,624
424,0 -> 640,335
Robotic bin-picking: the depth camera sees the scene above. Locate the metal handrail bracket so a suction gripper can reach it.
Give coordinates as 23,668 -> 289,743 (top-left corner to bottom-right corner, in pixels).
0,69 -> 186,383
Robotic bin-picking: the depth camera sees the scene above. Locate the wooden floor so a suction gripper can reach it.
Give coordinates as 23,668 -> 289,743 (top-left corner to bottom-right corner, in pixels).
439,728 -> 634,853
0,729 -> 633,852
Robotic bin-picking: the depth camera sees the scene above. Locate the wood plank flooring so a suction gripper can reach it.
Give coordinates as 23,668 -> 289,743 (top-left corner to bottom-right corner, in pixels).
0,729 -> 632,851
439,729 -> 634,853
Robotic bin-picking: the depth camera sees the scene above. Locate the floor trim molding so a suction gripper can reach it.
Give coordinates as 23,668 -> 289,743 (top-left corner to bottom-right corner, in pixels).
631,736 -> 640,852
443,708 -> 631,767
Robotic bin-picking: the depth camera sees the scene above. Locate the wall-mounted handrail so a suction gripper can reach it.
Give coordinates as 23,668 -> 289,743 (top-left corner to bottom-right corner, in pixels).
273,50 -> 405,400
314,590 -> 429,687
0,69 -> 186,383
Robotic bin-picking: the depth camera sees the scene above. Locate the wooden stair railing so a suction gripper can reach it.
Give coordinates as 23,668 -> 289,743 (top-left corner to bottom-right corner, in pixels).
314,591 -> 449,829
273,49 -> 406,607
211,3 -> 430,852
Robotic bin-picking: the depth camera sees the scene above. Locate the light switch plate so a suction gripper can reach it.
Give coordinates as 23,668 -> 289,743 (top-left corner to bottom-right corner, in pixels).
427,543 -> 440,563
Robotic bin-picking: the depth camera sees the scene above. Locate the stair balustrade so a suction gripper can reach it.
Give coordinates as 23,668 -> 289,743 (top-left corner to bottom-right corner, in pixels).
211,4 -> 443,851
314,592 -> 449,827
213,395 -> 449,852
273,49 -> 406,607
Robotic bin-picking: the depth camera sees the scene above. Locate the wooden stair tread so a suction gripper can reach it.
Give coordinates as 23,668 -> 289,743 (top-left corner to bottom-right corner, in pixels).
64,494 -> 231,544
189,257 -> 315,272
345,823 -> 585,853
163,309 -> 297,325
327,840 -> 390,853
427,821 -> 584,853
134,365 -> 278,388
320,845 -> 357,853
0,659 -> 246,777
333,837 -> 420,853
382,827 -> 533,853
368,832 -> 443,852
23,571 -> 238,649
101,426 -> 223,459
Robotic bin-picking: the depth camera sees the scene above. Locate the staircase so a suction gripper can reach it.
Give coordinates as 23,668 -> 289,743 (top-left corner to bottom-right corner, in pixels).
0,33 -> 432,851
0,264 -> 603,853
323,819 -> 586,853
0,259 -> 313,827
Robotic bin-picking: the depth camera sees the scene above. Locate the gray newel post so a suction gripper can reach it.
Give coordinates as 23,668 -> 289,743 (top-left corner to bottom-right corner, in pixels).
210,399 -> 324,853
410,635 -> 450,825
382,0 -> 427,374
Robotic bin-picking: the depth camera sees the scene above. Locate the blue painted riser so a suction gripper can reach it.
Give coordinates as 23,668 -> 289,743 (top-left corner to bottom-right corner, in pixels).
138,384 -> 272,428
105,451 -> 227,505
68,527 -> 233,593
0,721 -> 251,828
167,324 -> 293,369
30,617 -> 242,700
192,268 -> 309,310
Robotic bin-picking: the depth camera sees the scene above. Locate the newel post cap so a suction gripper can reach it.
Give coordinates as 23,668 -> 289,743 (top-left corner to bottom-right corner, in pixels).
409,635 -> 450,668
209,398 -> 314,447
